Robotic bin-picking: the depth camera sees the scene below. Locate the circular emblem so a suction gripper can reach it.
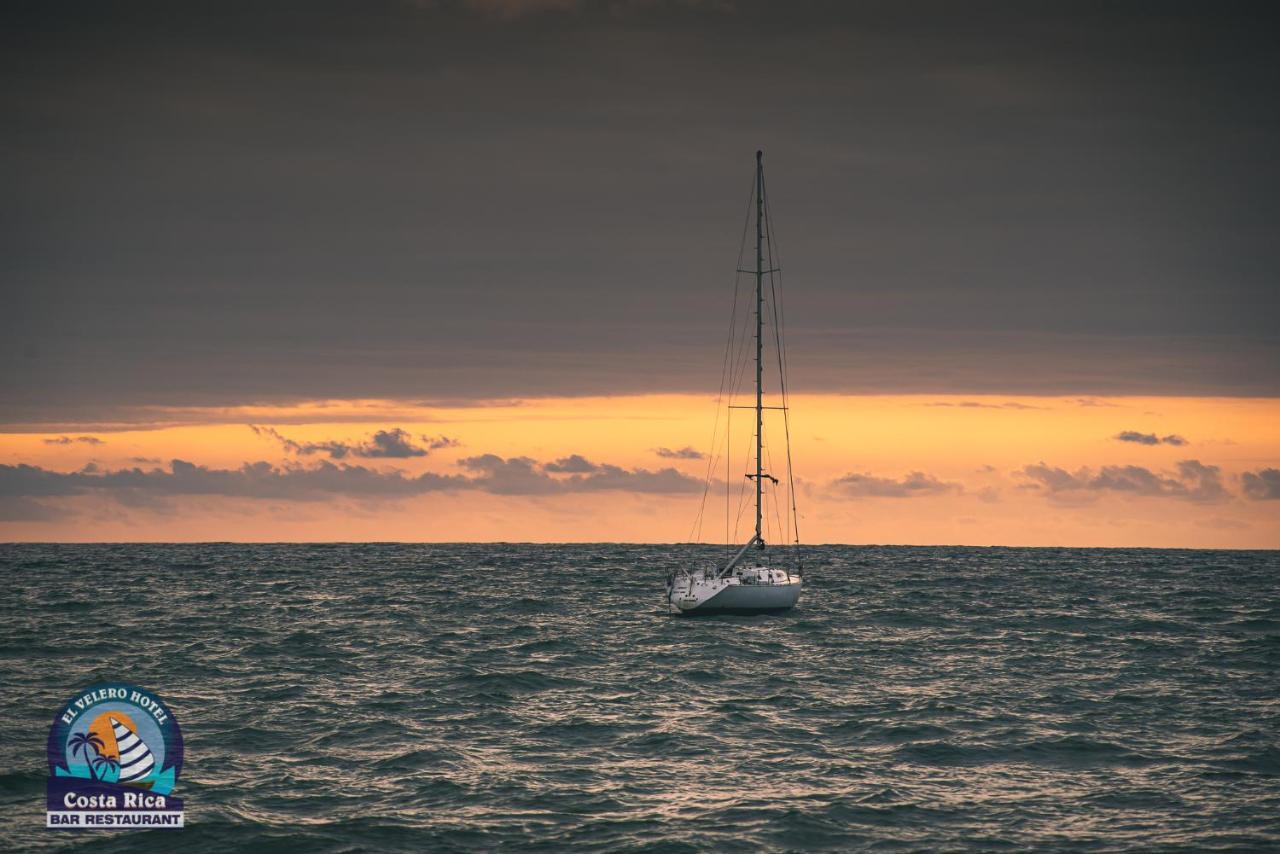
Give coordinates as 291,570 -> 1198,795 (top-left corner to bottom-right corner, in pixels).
46,682 -> 185,829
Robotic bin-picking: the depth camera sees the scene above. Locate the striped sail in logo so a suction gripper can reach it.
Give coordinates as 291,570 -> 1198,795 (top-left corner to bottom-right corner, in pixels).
110,717 -> 156,784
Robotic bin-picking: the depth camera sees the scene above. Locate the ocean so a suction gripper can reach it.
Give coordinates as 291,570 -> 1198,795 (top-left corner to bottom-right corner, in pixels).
3,543 -> 1278,851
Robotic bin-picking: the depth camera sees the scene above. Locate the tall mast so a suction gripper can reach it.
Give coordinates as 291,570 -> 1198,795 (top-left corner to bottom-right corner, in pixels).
718,151 -> 775,577
754,150 -> 764,547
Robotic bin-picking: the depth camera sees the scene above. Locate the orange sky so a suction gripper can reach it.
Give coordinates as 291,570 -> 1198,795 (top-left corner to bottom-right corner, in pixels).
2,394 -> 1276,547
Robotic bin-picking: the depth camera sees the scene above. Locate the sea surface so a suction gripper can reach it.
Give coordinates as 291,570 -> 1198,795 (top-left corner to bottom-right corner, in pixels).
2,544 -> 1278,851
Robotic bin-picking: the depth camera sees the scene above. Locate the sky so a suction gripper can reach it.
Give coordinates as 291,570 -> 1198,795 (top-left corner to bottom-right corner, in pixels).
2,0 -> 1278,545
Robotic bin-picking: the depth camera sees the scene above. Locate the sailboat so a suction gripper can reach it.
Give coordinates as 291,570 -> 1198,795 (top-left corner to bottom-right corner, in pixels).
109,717 -> 156,785
666,151 -> 803,615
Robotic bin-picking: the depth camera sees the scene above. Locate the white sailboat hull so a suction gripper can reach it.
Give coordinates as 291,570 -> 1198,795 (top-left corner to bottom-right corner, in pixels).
669,569 -> 801,615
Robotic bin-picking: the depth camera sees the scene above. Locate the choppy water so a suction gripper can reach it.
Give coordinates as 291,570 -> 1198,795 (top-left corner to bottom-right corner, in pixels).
2,544 -> 1278,851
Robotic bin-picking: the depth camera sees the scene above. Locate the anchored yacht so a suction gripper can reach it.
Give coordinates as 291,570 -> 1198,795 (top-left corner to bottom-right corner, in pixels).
666,151 -> 804,616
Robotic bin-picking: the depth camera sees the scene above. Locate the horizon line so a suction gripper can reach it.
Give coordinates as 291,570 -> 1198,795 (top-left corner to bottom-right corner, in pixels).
2,540 -> 1276,552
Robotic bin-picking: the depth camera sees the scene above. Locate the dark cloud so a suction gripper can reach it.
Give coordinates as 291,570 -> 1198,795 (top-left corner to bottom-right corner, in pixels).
1241,468 -> 1280,500
3,1 -> 1279,421
458,455 -> 558,494
1021,459 -> 1228,503
654,446 -> 706,460
250,426 -> 354,459
1115,431 -> 1160,445
42,436 -> 104,445
1114,431 -> 1188,446
924,401 -> 1042,410
833,471 -> 960,498
362,428 -> 430,458
249,426 -> 452,459
460,454 -> 701,494
543,454 -> 598,473
569,463 -> 703,494
0,453 -> 703,506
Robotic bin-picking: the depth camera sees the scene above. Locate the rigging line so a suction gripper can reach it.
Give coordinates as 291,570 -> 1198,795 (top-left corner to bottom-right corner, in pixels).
765,284 -> 794,550
761,487 -> 768,546
727,286 -> 755,546
773,281 -> 801,552
694,440 -> 726,544
721,275 -> 757,546
764,199 -> 787,398
764,177 -> 802,549
721,279 -> 754,418
690,176 -> 755,543
730,419 -> 755,544
712,202 -> 755,546
711,256 -> 753,545
724,310 -> 745,401
726,276 -> 756,393
764,425 -> 785,548
765,426 -> 786,550
767,210 -> 801,566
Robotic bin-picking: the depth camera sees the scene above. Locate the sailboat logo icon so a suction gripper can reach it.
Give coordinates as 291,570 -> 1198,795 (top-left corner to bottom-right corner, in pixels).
108,717 -> 156,785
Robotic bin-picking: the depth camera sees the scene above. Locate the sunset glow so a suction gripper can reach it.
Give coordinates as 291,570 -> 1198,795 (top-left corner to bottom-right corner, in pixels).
3,394 -> 1275,546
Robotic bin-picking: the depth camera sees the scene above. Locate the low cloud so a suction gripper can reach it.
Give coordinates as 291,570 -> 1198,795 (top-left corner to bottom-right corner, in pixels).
924,401 -> 1042,411
361,428 -> 442,458
250,426 -> 457,459
1021,459 -> 1227,503
543,454 -> 597,473
461,454 -> 701,495
1241,468 -> 1280,500
832,470 -> 960,498
1114,431 -> 1188,446
0,453 -> 703,511
654,446 -> 705,460
250,426 -> 352,458
0,496 -> 61,521
42,436 -> 104,446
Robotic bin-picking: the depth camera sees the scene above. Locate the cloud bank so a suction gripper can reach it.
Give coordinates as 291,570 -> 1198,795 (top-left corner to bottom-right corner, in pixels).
832,471 -> 961,498
1241,468 -> 1280,500
654,446 -> 706,460
924,401 -> 1042,411
42,436 -> 104,446
250,426 -> 458,459
0,453 -> 704,519
1114,431 -> 1188,446
1021,459 -> 1227,503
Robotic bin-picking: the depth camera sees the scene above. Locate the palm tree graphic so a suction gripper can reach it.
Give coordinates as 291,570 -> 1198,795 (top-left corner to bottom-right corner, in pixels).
93,754 -> 121,782
67,730 -> 105,781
